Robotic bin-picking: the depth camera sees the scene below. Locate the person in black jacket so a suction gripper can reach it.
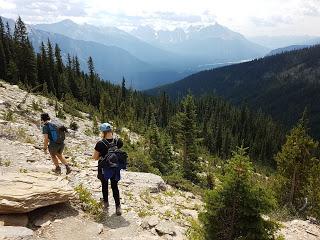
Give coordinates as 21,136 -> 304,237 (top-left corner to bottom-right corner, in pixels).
93,122 -> 123,216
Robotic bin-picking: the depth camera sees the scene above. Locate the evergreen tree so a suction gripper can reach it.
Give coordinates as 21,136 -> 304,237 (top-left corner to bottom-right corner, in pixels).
99,92 -> 111,122
275,114 -> 319,211
54,43 -> 63,74
121,77 -> 126,101
171,94 -> 199,182
148,114 -> 173,175
47,40 -> 56,94
0,38 -> 6,79
159,91 -> 169,127
200,147 -> 278,240
6,60 -> 18,84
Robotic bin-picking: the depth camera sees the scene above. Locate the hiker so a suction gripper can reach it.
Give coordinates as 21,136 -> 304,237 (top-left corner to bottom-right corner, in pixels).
93,123 -> 124,216
41,113 -> 71,175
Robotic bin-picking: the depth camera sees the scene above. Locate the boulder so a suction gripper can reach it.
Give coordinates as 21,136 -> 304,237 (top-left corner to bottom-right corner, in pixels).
155,221 -> 176,236
0,226 -> 33,240
0,214 -> 28,227
121,172 -> 167,194
0,172 -> 74,214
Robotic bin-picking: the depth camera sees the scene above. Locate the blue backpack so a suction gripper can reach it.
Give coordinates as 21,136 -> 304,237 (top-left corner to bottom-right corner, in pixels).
46,121 -> 67,144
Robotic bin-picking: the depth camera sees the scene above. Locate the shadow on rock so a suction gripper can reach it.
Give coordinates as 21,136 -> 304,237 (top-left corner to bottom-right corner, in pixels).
28,202 -> 79,228
103,214 -> 130,229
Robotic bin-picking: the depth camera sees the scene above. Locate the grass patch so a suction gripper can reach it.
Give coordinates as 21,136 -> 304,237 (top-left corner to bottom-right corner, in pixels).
75,184 -> 105,222
137,209 -> 152,218
19,168 -> 28,173
16,128 -> 35,144
32,100 -> 42,112
0,158 -> 11,167
140,190 -> 153,204
2,109 -> 14,121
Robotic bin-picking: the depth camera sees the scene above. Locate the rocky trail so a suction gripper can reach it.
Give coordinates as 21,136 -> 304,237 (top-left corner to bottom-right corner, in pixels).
0,81 -> 320,240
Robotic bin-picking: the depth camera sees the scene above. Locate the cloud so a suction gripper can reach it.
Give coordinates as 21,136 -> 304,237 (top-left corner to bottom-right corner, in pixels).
0,0 -> 320,35
153,12 -> 201,23
0,0 -> 87,23
300,0 -> 320,16
251,15 -> 293,27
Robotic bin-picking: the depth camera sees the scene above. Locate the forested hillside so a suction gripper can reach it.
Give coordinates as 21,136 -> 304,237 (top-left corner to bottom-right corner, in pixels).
0,16 -> 285,169
148,45 -> 320,138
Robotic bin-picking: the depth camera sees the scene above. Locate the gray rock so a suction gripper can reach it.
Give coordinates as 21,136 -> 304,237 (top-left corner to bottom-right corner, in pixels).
155,221 -> 176,236
180,209 -> 198,219
121,172 -> 167,194
0,226 -> 33,240
147,215 -> 159,227
0,214 -> 29,227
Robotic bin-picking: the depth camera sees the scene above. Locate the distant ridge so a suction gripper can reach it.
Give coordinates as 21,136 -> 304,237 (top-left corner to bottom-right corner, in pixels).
147,45 -> 320,138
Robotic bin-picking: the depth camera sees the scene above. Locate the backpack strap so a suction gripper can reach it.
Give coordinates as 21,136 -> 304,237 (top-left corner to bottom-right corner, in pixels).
101,139 -> 110,150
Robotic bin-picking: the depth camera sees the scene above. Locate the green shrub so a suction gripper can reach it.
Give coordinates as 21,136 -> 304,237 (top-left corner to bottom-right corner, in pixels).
2,109 -> 14,121
199,147 -> 279,240
164,173 -> 203,196
186,219 -> 205,240
63,103 -> 82,118
69,119 -> 79,131
32,100 -> 42,112
56,107 -> 66,119
75,184 -> 105,221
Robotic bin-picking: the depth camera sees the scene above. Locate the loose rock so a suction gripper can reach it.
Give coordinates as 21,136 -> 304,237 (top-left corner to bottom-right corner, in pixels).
0,226 -> 33,240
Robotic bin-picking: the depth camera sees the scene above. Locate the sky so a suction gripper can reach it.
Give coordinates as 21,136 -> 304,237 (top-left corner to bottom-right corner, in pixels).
0,0 -> 320,36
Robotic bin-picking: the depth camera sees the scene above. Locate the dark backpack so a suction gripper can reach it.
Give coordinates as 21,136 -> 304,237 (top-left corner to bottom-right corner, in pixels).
47,121 -> 67,144
98,138 -> 128,169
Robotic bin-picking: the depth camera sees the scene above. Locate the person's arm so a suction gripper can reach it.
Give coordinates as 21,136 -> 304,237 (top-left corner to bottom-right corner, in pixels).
43,134 -> 49,153
93,142 -> 101,160
92,150 -> 100,160
117,138 -> 124,149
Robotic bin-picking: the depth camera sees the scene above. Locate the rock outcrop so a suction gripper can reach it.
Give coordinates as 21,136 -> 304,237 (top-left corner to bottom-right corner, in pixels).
0,172 -> 74,214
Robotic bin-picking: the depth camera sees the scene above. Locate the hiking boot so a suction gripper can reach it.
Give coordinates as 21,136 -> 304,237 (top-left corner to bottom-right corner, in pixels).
52,166 -> 61,174
116,206 -> 122,216
100,198 -> 109,209
103,201 -> 109,209
66,165 -> 72,175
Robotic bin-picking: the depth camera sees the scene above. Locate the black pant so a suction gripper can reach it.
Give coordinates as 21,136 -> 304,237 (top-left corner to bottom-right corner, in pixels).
98,167 -> 120,206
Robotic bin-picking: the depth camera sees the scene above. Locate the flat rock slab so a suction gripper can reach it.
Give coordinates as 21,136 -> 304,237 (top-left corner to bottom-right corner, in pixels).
121,172 -> 166,193
0,172 -> 74,214
0,226 -> 33,240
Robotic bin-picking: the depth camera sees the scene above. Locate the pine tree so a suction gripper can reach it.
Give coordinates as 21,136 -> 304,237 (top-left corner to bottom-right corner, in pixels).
275,113 -> 319,211
99,92 -> 111,122
159,91 -> 169,127
200,147 -> 278,240
6,60 -> 18,84
54,44 -> 63,74
171,94 -> 200,182
0,38 -> 6,79
121,77 -> 126,101
148,114 -> 173,175
47,40 -> 56,94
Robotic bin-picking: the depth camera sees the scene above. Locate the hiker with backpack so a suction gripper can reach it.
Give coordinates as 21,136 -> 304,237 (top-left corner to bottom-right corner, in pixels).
93,123 -> 127,216
41,113 -> 71,175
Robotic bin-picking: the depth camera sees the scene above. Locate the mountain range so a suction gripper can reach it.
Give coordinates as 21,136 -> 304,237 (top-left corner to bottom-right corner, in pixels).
131,24 -> 269,63
147,45 -> 320,138
1,16 -> 274,89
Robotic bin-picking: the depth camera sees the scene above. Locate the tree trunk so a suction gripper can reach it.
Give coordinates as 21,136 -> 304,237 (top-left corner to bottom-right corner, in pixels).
289,164 -> 298,205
